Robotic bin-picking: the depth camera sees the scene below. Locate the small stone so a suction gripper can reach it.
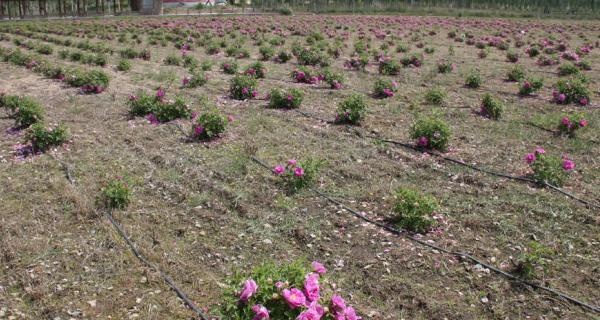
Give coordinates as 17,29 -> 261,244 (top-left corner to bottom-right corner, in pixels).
480,297 -> 489,304
87,300 -> 97,308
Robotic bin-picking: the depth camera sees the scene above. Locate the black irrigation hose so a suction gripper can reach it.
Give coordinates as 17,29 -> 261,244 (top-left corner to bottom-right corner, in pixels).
249,155 -> 600,314
290,108 -> 600,209
51,157 -> 209,320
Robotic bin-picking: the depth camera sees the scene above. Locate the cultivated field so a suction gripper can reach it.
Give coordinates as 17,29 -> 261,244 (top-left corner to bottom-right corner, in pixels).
0,14 -> 599,320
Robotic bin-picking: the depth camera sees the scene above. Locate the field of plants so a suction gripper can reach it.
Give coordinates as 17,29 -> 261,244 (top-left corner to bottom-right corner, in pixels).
0,14 -> 599,319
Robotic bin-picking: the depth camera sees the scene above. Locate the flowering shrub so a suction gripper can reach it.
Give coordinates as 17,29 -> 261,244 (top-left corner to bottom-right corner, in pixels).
518,77 -> 543,96
128,89 -> 192,122
230,75 -> 258,100
557,63 -> 580,77
410,116 -> 451,151
557,114 -> 588,137
66,69 -> 110,93
13,96 -> 45,128
117,59 -> 131,72
506,64 -> 526,82
153,96 -> 192,122
222,61 -> 239,75
400,53 -> 423,67
268,88 -> 304,109
100,177 -> 132,210
424,87 -> 446,106
244,61 -> 267,79
480,94 -> 503,120
321,68 -> 344,89
182,70 -> 208,88
191,109 -> 228,140
335,93 -> 367,125
537,55 -> 559,66
273,158 -> 322,193
26,122 -> 69,152
291,66 -> 319,84
218,260 -> 360,320
553,77 -> 590,105
373,78 -> 398,98
525,148 -> 573,186
183,55 -> 199,70
344,54 -> 369,70
128,91 -> 160,117
464,69 -> 482,88
526,46 -> 540,57
378,57 -> 401,75
577,60 -> 592,71
392,188 -> 438,233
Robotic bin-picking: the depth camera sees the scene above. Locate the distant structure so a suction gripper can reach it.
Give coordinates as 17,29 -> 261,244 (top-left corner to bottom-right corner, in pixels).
132,0 -> 163,14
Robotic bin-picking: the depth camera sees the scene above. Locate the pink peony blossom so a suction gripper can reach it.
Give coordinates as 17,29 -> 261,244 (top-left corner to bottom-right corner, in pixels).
311,261 -> 327,274
557,93 -> 566,103
296,301 -> 324,320
525,153 -> 536,164
417,136 -> 429,147
561,117 -> 571,126
251,304 -> 269,320
273,165 -> 285,175
303,273 -> 320,302
579,119 -> 588,127
282,288 -> 306,309
579,97 -> 588,105
344,306 -> 360,320
331,295 -> 346,313
562,159 -> 575,171
294,167 -> 305,177
288,159 -> 297,166
194,126 -> 204,136
239,279 -> 258,303
535,148 -> 545,155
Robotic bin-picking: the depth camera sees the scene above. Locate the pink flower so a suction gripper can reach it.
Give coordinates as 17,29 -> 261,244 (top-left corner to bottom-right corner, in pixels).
296,301 -> 324,320
331,295 -> 346,313
239,279 -> 258,303
534,148 -> 545,155
296,71 -> 305,80
146,113 -> 160,125
561,117 -> 571,126
194,126 -> 204,136
287,95 -> 294,102
191,112 -> 198,120
282,288 -> 306,309
273,165 -> 285,175
182,77 -> 190,86
579,119 -> 588,127
311,261 -> 327,274
417,136 -> 428,147
525,153 -> 536,164
294,167 -> 305,177
156,88 -> 165,99
275,281 -> 284,289
252,90 -> 258,98
242,87 -> 249,95
227,115 -> 235,122
579,97 -> 588,105
557,93 -> 566,103
344,306 -> 360,320
251,304 -> 269,320
382,88 -> 394,97
287,159 -> 297,166
562,159 -> 575,171
304,273 -> 320,302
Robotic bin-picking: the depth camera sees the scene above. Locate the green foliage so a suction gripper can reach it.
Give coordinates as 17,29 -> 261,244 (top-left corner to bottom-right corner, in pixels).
100,177 -> 132,210
558,113 -> 588,137
164,54 -> 182,66
154,96 -> 192,122
373,78 -> 398,98
480,93 -> 503,120
530,153 -> 569,186
436,59 -> 454,73
282,158 -> 322,193
335,93 -> 367,125
518,77 -> 543,95
26,122 -> 69,152
13,97 -> 44,128
128,92 -> 159,117
392,188 -> 438,233
193,109 -> 228,140
230,75 -> 258,100
268,88 -> 304,109
378,58 -> 401,75
183,71 -> 208,88
555,77 -> 590,104
557,62 -> 580,76
506,50 -> 519,62
513,242 -> 554,279
244,61 -> 267,79
296,46 -> 329,66
321,68 -> 344,89
117,59 -> 132,72
276,50 -> 292,63
278,6 -> 293,15
222,61 -> 239,74
424,87 -> 447,106
410,115 -> 451,151
464,69 -> 482,88
259,45 -> 275,61
506,64 -> 526,82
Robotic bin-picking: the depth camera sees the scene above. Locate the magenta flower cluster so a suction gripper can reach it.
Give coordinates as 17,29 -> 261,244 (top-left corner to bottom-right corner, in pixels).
273,159 -> 305,177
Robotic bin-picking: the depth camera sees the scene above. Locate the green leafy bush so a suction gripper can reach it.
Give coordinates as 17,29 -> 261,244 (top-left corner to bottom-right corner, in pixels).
192,109 -> 228,140
554,77 -> 590,105
513,242 -> 554,279
244,61 -> 267,79
100,177 -> 132,210
222,61 -> 239,74
527,151 -> 571,186
117,59 -> 131,72
335,93 -> 367,125
480,94 -> 503,120
26,122 -> 69,152
13,97 -> 44,128
378,58 -> 401,75
275,158 -> 322,193
154,96 -> 192,122
296,47 -> 329,66
558,114 -> 588,137
259,46 -> 275,61
518,77 -> 543,96
268,88 -> 304,109
373,78 -> 398,98
182,71 -> 208,88
230,75 -> 258,100
464,69 -> 482,88
410,116 -> 451,151
164,54 -> 182,66
321,68 -> 344,89
424,87 -> 447,106
557,63 -> 580,76
507,64 -> 526,82
392,188 -> 438,233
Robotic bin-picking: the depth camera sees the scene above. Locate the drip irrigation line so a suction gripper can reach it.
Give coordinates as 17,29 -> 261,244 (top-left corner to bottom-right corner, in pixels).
249,155 -> 600,314
51,157 -> 209,320
290,107 -> 600,209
